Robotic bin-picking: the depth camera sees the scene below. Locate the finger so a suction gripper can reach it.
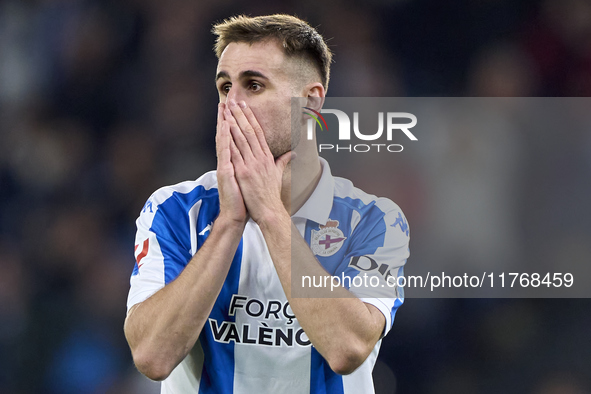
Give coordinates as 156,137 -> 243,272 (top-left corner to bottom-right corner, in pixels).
229,132 -> 245,167
217,103 -> 225,127
238,100 -> 272,157
225,107 -> 254,161
275,151 -> 295,173
228,99 -> 266,157
216,104 -> 226,157
216,120 -> 231,166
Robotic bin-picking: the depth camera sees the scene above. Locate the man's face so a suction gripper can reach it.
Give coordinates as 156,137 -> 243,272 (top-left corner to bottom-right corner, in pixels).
216,40 -> 301,158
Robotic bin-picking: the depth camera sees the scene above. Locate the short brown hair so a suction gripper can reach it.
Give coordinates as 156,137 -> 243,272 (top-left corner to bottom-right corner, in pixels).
212,14 -> 333,90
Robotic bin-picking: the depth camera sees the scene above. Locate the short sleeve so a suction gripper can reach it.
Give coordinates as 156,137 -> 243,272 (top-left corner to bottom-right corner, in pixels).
126,189 -> 193,312
126,176 -> 221,313
340,200 -> 410,337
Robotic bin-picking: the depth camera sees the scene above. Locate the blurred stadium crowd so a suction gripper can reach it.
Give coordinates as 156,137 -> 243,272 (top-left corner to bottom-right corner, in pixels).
0,0 -> 590,393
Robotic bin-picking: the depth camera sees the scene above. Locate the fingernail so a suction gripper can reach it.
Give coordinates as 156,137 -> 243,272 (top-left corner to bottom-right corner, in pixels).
230,99 -> 237,107
239,101 -> 247,108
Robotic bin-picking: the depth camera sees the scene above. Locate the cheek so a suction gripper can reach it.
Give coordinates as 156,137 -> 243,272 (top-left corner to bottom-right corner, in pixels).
248,96 -> 292,140
250,106 -> 272,132
254,102 -> 287,130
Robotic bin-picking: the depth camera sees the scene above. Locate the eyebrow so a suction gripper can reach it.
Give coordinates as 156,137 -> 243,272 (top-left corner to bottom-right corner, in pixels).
215,70 -> 270,82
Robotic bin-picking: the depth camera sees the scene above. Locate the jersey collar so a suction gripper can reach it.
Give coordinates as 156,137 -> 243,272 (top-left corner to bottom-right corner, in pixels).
292,157 -> 334,226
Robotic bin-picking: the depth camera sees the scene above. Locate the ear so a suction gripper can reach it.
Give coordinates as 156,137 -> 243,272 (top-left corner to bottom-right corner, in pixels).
304,82 -> 325,111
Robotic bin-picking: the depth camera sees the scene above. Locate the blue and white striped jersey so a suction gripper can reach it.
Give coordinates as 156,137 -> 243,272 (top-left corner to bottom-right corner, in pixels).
127,158 -> 409,394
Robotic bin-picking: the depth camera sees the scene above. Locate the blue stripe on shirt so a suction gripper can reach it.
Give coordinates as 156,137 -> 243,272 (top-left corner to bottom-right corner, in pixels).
198,238 -> 243,394
310,347 -> 344,394
149,186 -> 219,284
311,196 -> 388,282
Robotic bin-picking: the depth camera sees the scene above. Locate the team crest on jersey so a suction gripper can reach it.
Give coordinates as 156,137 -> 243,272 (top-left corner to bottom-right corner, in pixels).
311,219 -> 347,257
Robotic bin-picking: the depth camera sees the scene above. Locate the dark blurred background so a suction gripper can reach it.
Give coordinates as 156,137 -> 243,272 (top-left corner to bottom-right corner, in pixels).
1,0 -> 590,393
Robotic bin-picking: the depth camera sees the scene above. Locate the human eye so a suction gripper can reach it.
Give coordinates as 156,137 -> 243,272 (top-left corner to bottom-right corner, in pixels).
219,83 -> 231,95
249,81 -> 263,92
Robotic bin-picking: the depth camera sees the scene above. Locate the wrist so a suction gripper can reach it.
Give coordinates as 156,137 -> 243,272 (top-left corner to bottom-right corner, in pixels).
214,213 -> 247,234
257,209 -> 291,234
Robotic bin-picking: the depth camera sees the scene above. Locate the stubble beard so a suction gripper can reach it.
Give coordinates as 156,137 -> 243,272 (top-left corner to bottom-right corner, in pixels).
268,125 -> 301,159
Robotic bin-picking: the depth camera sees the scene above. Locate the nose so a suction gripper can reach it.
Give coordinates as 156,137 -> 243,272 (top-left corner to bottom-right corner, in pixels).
225,86 -> 246,105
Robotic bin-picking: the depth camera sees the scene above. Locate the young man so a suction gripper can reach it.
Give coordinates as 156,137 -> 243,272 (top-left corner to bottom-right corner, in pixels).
124,14 -> 409,393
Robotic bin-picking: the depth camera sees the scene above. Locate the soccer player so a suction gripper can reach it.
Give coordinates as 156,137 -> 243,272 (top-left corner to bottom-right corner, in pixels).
124,14 -> 409,393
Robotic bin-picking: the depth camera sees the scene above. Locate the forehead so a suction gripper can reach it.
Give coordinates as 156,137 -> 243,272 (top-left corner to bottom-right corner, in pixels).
216,40 -> 288,78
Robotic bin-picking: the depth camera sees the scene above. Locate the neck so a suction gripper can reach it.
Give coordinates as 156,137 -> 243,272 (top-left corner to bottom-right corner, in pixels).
281,151 -> 322,216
